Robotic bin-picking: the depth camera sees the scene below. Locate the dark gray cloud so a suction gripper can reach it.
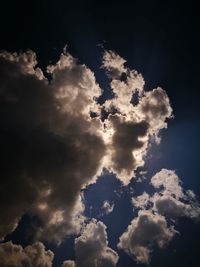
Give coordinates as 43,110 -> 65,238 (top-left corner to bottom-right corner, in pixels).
108,115 -> 149,184
0,50 -> 105,242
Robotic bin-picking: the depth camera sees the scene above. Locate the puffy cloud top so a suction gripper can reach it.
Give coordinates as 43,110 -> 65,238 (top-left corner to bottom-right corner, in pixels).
0,241 -> 54,267
121,169 -> 200,264
65,220 -> 119,267
118,210 -> 176,264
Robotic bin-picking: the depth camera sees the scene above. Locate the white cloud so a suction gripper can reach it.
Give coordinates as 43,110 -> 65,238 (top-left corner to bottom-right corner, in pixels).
151,193 -> 189,218
65,220 -> 118,267
102,201 -> 115,215
137,88 -> 173,133
118,210 -> 176,264
132,192 -> 150,209
120,169 -> 200,264
150,170 -> 200,220
102,53 -> 173,184
102,50 -> 127,79
151,169 -> 184,199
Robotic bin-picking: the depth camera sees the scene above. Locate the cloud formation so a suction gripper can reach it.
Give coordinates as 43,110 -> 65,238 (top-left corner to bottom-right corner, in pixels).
102,201 -> 115,215
0,50 -> 105,242
102,51 -> 173,183
119,169 -> 200,264
65,220 -> 119,267
0,48 -> 180,267
118,210 -> 176,264
0,241 -> 54,267
0,48 -> 173,245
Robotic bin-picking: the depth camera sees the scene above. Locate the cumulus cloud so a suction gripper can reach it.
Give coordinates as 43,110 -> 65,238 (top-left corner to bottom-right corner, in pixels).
137,88 -> 173,133
0,241 -> 54,267
118,210 -> 176,264
1,45 -> 199,267
65,220 -> 118,267
102,50 -> 127,79
151,169 -> 184,199
132,192 -> 150,209
102,201 -> 115,215
123,169 -> 200,264
0,47 -> 174,245
150,170 -> 200,219
0,49 -> 105,242
101,51 -> 172,184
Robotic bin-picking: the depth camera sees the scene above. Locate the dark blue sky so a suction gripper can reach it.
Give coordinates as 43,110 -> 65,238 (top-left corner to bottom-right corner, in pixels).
1,1 -> 200,266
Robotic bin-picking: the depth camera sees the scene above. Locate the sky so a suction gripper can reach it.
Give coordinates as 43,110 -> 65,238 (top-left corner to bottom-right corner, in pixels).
0,1 -> 200,267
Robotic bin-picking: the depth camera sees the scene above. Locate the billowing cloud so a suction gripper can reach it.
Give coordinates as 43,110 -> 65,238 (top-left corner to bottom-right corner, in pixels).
150,170 -> 200,219
0,50 -> 105,242
118,210 -> 176,264
0,48 -> 174,244
0,241 -> 54,267
137,88 -> 173,133
66,220 -> 119,267
101,51 -> 173,184
151,169 -> 184,199
122,169 -> 200,264
132,192 -> 150,209
102,50 -> 127,79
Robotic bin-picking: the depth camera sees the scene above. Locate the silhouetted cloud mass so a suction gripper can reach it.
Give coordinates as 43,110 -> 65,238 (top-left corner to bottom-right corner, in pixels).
0,48 -> 198,266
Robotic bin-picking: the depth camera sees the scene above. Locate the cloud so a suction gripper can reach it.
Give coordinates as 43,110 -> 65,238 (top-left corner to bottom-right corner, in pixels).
102,50 -> 144,116
102,50 -> 127,79
151,193 -> 189,218
124,169 -> 200,264
137,88 -> 173,133
150,170 -> 200,219
61,260 -> 76,267
132,192 -> 150,209
102,52 -> 173,184
106,115 -> 149,184
66,220 -> 119,267
118,210 -> 176,264
0,241 -> 54,267
151,169 -> 184,199
0,50 -> 105,242
0,47 -> 199,267
102,201 -> 115,215
0,48 -> 173,245
0,222 -> 119,267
